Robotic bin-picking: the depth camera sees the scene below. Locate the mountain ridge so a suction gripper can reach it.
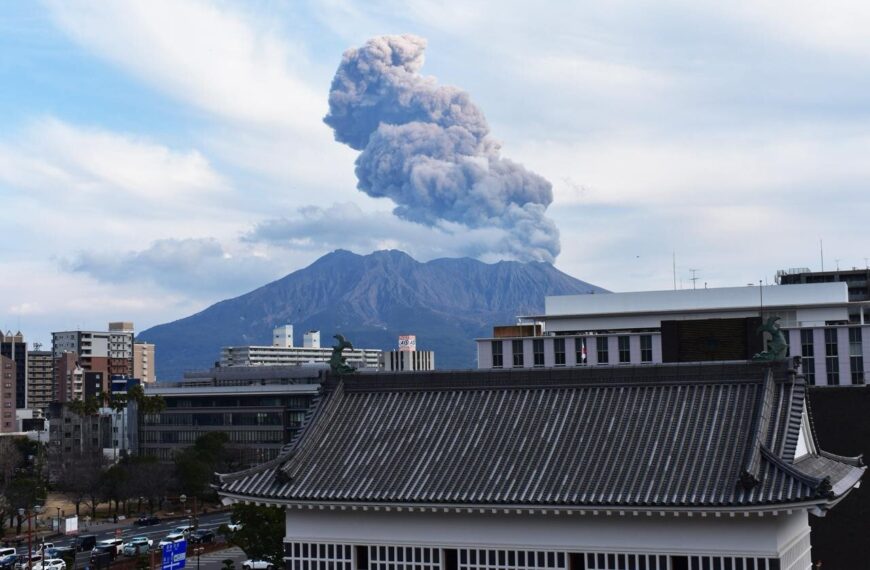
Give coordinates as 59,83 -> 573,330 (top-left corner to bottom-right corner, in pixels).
138,249 -> 607,379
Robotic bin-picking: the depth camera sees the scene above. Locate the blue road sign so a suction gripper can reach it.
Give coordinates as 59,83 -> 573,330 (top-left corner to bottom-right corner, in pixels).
161,540 -> 187,570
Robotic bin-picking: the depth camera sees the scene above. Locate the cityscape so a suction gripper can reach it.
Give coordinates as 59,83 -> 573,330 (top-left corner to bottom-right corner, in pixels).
1,3 -> 869,570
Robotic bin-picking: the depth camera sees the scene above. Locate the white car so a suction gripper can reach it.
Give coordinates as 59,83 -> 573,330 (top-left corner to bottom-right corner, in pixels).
241,561 -> 273,570
172,524 -> 193,535
32,560 -> 65,570
122,537 -> 153,556
158,533 -> 186,548
95,539 -> 124,556
225,523 -> 242,532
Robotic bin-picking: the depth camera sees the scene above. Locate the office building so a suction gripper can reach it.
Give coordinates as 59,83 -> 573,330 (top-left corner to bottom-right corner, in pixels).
133,342 -> 156,383
777,266 -> 870,302
381,335 -> 435,371
52,322 -> 136,395
26,349 -> 53,413
477,282 -> 869,385
1,331 -> 27,408
219,362 -> 864,568
221,325 -> 381,369
134,365 -> 323,466
0,355 -> 16,432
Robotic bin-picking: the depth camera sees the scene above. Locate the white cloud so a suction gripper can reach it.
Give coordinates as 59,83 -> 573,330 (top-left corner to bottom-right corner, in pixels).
44,0 -> 326,132
0,117 -> 227,206
64,237 -> 289,296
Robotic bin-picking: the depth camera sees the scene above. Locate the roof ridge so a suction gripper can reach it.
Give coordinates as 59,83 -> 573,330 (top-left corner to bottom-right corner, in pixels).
759,445 -> 829,496
738,369 -> 776,490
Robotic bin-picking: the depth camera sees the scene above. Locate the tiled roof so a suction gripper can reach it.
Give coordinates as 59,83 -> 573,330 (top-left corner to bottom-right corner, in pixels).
219,362 -> 864,510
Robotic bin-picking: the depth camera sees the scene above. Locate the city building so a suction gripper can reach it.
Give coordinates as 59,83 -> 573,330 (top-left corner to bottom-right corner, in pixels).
26,349 -> 53,413
219,362 -> 864,568
0,354 -> 17,433
221,325 -> 381,369
47,401 -> 106,455
777,266 -> 870,302
1,331 -> 27,408
133,341 -> 156,383
54,353 -> 84,403
381,335 -> 435,371
52,322 -> 136,394
476,282 -> 869,385
134,365 -> 323,466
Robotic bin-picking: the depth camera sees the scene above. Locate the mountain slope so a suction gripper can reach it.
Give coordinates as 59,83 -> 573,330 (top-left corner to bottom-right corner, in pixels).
138,250 -> 607,379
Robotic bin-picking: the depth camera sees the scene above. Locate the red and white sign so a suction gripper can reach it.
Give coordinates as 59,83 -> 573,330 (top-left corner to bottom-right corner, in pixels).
398,335 -> 417,352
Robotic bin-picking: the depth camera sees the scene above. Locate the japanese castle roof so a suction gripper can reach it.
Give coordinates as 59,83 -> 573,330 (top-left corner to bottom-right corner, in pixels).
218,362 -> 864,512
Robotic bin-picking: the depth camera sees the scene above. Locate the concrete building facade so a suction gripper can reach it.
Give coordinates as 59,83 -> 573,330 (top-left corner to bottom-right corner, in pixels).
135,366 -> 323,466
1,331 -> 27,408
381,350 -> 435,372
222,326 -> 381,369
52,323 -> 136,396
476,283 -> 869,386
133,342 -> 156,383
26,349 -> 53,412
0,355 -> 17,432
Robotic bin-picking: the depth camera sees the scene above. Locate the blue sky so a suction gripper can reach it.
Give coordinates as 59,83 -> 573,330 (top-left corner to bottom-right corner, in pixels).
2,0 -> 869,347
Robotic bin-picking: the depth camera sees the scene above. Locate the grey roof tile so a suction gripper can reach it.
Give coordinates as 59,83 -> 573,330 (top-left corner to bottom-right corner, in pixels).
220,362 -> 864,510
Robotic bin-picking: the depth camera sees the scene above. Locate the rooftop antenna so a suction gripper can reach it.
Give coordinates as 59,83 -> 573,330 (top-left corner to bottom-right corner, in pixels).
672,250 -> 677,291
865,257 -> 869,269
820,239 -> 824,271
835,258 -> 841,271
689,269 -> 699,290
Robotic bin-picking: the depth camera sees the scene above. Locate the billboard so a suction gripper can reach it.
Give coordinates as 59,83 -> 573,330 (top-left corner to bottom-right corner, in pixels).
398,335 -> 416,352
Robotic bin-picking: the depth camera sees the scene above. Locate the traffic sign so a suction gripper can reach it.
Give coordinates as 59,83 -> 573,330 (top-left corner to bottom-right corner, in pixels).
161,540 -> 187,570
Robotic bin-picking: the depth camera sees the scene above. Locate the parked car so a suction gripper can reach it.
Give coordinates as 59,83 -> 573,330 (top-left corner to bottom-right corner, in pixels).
0,554 -> 18,570
122,537 -> 153,557
157,533 -> 186,548
134,515 -> 160,526
241,561 -> 273,570
32,559 -> 65,570
188,530 -> 215,544
0,550 -> 16,560
89,545 -> 116,564
225,523 -> 242,532
72,536 -> 96,553
33,545 -> 53,555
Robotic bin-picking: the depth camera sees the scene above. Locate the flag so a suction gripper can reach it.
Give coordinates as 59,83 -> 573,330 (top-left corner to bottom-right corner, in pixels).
581,338 -> 587,362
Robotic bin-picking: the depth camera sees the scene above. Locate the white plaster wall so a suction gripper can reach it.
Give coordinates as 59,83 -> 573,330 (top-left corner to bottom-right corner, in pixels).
837,327 -> 850,385
284,509 -> 809,558
566,338 -> 577,367
477,342 -> 492,369
544,338 -> 556,368
629,335 -> 641,363
863,325 -> 870,384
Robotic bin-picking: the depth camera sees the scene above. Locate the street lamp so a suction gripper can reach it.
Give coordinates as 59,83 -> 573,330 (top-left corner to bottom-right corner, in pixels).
194,546 -> 204,570
56,507 -> 61,533
17,508 -> 32,570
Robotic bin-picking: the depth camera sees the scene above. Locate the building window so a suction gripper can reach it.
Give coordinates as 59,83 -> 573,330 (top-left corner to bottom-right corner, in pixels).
618,336 -> 631,363
491,341 -> 503,368
532,339 -> 545,367
640,335 -> 653,362
597,337 -> 609,364
553,338 -> 565,366
574,338 -> 587,365
512,339 -> 524,368
801,329 -> 815,385
849,327 -> 864,385
825,328 -> 839,385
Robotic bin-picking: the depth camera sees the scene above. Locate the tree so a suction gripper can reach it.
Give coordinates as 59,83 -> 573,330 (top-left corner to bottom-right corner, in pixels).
6,477 -> 38,534
223,504 -> 284,566
54,451 -> 106,516
0,438 -> 22,534
174,432 -> 229,501
125,458 -> 173,515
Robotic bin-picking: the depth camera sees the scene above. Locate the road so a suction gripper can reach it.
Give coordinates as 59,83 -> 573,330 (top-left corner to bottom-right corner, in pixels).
50,511 -> 231,549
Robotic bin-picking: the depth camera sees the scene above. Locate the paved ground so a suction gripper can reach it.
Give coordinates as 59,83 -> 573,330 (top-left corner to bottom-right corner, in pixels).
188,546 -> 246,570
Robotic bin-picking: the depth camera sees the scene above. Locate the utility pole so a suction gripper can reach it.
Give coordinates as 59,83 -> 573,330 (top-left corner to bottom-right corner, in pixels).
689,269 -> 699,290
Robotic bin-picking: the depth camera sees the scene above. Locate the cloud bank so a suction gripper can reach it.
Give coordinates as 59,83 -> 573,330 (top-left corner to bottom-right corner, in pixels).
323,34 -> 560,263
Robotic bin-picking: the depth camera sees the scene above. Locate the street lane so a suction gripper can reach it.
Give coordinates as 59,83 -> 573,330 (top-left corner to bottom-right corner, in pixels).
49,512 -> 231,550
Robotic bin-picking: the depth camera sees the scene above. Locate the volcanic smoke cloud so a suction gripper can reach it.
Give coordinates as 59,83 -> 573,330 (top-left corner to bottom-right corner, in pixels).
324,34 -> 561,263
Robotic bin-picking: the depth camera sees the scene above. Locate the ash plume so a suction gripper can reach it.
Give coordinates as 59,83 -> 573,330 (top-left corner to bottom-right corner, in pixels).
324,34 -> 560,263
